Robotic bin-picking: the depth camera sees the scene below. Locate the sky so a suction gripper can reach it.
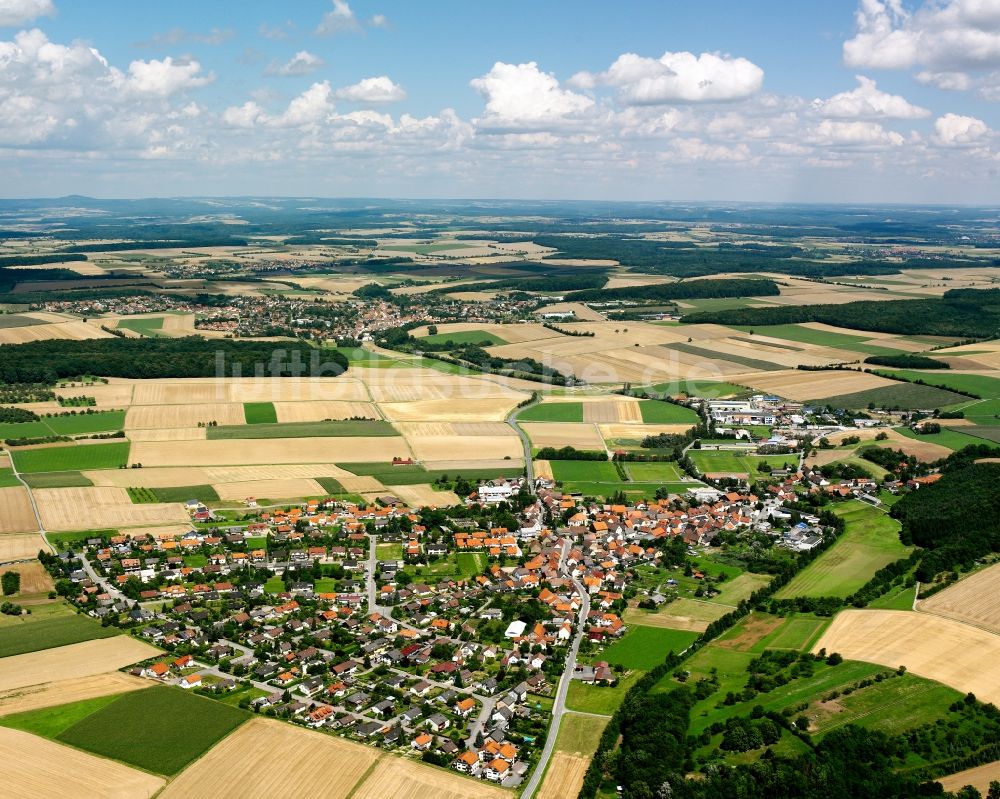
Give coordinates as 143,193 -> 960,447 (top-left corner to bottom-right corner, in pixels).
1,0 -> 999,203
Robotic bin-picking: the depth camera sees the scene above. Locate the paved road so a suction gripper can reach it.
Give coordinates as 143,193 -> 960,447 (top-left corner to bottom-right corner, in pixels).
6,449 -> 54,557
365,534 -> 420,631
520,536 -> 591,799
506,395 -> 540,488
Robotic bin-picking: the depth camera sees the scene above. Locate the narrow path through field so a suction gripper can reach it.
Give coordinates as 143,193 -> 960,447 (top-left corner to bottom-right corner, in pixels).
6,450 -> 50,553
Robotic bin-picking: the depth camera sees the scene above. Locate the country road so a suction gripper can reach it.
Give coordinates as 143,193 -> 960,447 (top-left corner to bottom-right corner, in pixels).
506,395 -> 540,487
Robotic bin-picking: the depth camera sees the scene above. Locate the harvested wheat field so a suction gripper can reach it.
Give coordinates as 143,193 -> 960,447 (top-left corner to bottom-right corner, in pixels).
55,381 -> 135,407
422,458 -> 523,473
0,637 -> 159,692
0,319 -> 112,345
0,727 -> 165,799
273,401 -> 379,423
823,428 -> 952,461
236,378 -> 370,403
127,427 -> 207,441
522,422 -> 606,451
726,369 -> 895,400
534,459 -> 554,479
538,752 -> 591,799
0,487 -> 37,533
34,487 -> 188,531
131,381 -> 236,405
351,754 -> 508,799
583,400 -> 643,423
129,437 -> 413,467
385,484 -> 461,507
338,476 -> 387,492
0,672 -> 147,717
159,718 -> 378,799
204,464 -> 356,482
84,466 -> 213,487
918,563 -> 1000,634
0,533 -> 45,561
125,403 -> 246,429
813,609 -> 1000,705
0,560 -> 52,594
213,479 -> 326,501
938,760 -> 1000,796
380,397 -> 518,422
599,423 -> 694,441
396,422 -> 522,462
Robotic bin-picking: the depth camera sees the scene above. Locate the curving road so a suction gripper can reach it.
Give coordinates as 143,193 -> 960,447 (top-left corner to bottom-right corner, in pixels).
506,394 -> 541,488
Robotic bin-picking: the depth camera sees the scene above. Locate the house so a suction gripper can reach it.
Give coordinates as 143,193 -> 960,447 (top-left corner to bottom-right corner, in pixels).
142,663 -> 169,680
412,732 -> 433,751
485,758 -> 511,782
180,674 -> 202,689
453,750 -> 481,775
426,713 -> 450,732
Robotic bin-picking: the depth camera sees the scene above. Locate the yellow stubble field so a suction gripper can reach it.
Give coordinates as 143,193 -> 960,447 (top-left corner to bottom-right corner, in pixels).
128,437 -> 414,467
350,755 -> 509,799
0,637 -> 160,693
0,486 -> 38,533
33,487 -> 188,531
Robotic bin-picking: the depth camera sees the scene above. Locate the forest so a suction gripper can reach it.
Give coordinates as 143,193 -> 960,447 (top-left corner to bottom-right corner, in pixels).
565,277 -> 780,303
0,338 -> 348,383
683,288 -> 1000,338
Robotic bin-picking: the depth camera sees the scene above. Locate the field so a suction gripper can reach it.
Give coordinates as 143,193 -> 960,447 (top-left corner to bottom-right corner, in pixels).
537,713 -> 608,799
893,424 -> 990,453
20,470 -> 93,487
0,726 -> 165,798
0,614 -> 121,658
775,501 -> 910,599
244,401 -> 277,423
875,370 -> 1000,401
623,461 -> 684,481
550,460 -> 619,482
126,403 -> 245,429
207,420 -> 397,439
129,437 -> 413,466
918,562 -> 1000,633
812,381 -> 969,411
0,411 -> 124,439
0,533 -> 45,560
351,750 -> 509,799
55,686 -> 248,775
0,486 -> 37,532
158,717 -> 382,799
690,449 -> 797,476
380,397 -> 517,422
0,560 -> 53,596
117,316 -> 165,336
0,637 -> 160,692
566,669 -> 643,715
419,328 -> 508,346
272,400 -> 380,422
10,441 -> 130,473
214,478 -> 326,501
599,626 -> 698,669
522,421 -> 605,450
638,400 -> 699,423
938,760 -> 1000,796
726,369 -> 895,401
714,613 -> 831,653
813,609 -> 1000,705
34,486 -> 188,530
0,672 -> 149,717
519,401 -> 584,422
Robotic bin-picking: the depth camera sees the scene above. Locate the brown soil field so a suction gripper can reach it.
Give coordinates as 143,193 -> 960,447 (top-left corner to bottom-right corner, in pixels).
813,609 -> 1000,705
726,369 -> 895,400
125,403 -> 246,429
380,397 -> 518,422
824,428 -> 952,461
213,478 -> 326,501
159,718 -> 379,799
351,754 -> 508,799
938,760 -> 1000,796
0,534 -> 45,561
127,427 -> 208,441
715,614 -> 786,651
33,487 -> 188,531
0,636 -> 160,692
129,437 -> 413,467
918,563 -> 1000,633
385,484 -> 461,507
522,422 -> 606,451
0,727 -> 165,798
0,487 -> 38,533
0,560 -> 53,595
538,752 -> 591,799
273,401 -> 379,423
0,672 -> 147,717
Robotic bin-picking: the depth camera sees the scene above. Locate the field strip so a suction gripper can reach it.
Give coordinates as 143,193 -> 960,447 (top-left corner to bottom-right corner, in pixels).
159,717 -> 381,799
350,753 -> 509,799
0,672 -> 148,716
916,562 -> 1000,634
0,726 -> 165,798
813,609 -> 1000,705
34,487 -> 189,531
0,487 -> 38,533
129,437 -> 414,467
213,478 -> 326,501
938,760 -> 1000,796
0,637 -> 160,693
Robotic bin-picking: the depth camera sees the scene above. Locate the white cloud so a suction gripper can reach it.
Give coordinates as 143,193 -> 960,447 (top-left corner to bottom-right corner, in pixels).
274,81 -> 335,127
666,137 -> 752,162
933,112 -> 990,145
571,50 -> 764,104
915,69 -> 974,90
222,100 -> 265,128
267,50 -> 324,77
259,21 -> 294,40
812,75 -> 929,118
371,13 -> 388,28
316,0 -> 359,35
0,0 -> 54,27
844,0 -> 1000,73
335,76 -> 405,103
126,56 -> 212,97
811,118 -> 906,147
471,61 -> 593,128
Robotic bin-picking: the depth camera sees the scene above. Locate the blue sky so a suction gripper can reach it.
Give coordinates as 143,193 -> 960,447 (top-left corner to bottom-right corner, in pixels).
1,0 -> 998,201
